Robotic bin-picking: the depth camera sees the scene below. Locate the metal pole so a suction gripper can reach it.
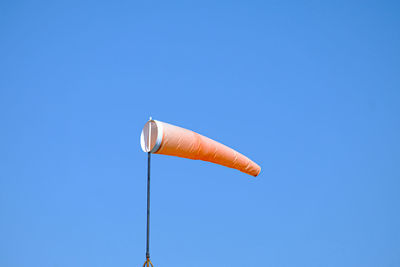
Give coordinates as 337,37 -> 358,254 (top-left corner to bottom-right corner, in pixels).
146,152 -> 151,259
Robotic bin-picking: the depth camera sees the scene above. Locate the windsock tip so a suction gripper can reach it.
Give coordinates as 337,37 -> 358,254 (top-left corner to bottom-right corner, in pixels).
252,165 -> 261,177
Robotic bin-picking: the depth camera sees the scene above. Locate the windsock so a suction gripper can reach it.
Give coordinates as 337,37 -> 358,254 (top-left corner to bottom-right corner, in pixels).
140,119 -> 261,177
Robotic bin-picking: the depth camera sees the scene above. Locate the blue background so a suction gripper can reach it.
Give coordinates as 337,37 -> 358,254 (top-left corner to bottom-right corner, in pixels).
1,1 -> 399,266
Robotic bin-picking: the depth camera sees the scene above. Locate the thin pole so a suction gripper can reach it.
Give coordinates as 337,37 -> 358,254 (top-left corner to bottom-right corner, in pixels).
146,152 -> 151,259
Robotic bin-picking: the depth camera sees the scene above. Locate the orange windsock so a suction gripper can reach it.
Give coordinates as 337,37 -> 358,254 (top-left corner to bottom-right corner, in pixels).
140,119 -> 261,177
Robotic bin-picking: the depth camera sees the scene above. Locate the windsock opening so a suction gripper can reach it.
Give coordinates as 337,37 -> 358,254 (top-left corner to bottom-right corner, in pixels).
140,120 -> 163,153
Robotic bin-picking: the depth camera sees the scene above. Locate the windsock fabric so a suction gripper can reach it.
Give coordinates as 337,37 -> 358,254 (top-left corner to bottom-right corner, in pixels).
140,120 -> 261,177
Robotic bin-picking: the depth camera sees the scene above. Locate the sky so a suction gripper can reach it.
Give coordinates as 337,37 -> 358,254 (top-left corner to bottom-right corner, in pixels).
1,1 -> 399,266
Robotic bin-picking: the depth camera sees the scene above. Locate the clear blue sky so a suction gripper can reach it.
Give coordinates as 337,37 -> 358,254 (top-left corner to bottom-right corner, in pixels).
1,1 -> 399,266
